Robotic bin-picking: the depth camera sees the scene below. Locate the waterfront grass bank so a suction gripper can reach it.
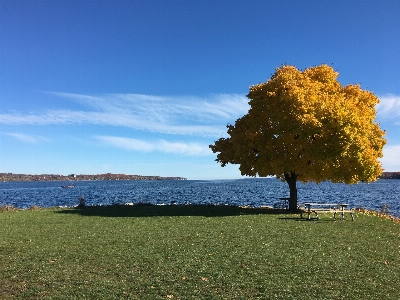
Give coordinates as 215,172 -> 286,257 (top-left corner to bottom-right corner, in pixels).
1,205 -> 399,299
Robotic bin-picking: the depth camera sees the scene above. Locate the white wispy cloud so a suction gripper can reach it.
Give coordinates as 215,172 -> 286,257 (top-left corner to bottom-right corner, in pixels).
95,135 -> 211,156
377,94 -> 400,121
3,132 -> 47,143
381,145 -> 400,171
1,92 -> 249,137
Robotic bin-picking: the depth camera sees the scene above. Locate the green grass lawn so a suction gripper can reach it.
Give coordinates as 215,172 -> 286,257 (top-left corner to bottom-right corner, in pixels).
1,205 -> 399,299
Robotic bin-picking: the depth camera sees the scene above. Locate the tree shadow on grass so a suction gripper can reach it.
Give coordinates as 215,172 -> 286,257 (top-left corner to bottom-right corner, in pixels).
54,204 -> 302,218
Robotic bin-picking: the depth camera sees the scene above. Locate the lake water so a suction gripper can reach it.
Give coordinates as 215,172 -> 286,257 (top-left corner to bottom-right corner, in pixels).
0,179 -> 399,217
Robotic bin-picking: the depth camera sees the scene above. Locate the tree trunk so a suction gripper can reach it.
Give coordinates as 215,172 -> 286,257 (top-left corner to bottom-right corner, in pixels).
284,172 -> 298,212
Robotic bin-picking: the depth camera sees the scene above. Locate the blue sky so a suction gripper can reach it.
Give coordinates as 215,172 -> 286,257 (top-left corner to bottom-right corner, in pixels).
1,0 -> 399,180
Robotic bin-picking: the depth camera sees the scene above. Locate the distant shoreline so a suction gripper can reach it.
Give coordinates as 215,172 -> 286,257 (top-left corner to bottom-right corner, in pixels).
1,172 -> 399,181
0,173 -> 187,182
378,172 -> 400,179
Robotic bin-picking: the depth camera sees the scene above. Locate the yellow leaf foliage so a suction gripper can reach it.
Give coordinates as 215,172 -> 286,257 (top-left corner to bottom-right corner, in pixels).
210,64 -> 386,184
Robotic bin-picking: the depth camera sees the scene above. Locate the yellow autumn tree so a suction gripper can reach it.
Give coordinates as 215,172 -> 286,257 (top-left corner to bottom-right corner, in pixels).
210,64 -> 386,211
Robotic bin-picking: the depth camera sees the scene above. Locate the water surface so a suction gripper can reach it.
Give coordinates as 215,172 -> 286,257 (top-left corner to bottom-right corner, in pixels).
0,179 -> 399,217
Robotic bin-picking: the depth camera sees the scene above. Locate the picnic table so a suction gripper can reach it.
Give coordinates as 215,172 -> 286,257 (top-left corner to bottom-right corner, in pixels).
277,197 -> 290,209
300,203 -> 354,221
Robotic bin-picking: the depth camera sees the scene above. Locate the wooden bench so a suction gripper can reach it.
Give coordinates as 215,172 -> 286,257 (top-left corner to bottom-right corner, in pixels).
300,203 -> 354,221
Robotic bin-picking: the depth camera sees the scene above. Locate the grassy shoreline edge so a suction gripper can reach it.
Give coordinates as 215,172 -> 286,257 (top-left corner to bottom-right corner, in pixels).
2,203 -> 400,224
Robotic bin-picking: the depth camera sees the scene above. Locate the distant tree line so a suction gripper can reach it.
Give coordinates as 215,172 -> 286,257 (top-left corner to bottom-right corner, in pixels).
379,172 -> 400,179
0,173 -> 187,182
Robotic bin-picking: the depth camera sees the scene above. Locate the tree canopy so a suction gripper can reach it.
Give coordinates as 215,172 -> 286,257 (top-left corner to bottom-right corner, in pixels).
210,64 -> 386,210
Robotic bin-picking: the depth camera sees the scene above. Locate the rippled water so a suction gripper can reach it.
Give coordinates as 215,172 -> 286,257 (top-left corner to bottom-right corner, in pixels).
0,179 -> 399,217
